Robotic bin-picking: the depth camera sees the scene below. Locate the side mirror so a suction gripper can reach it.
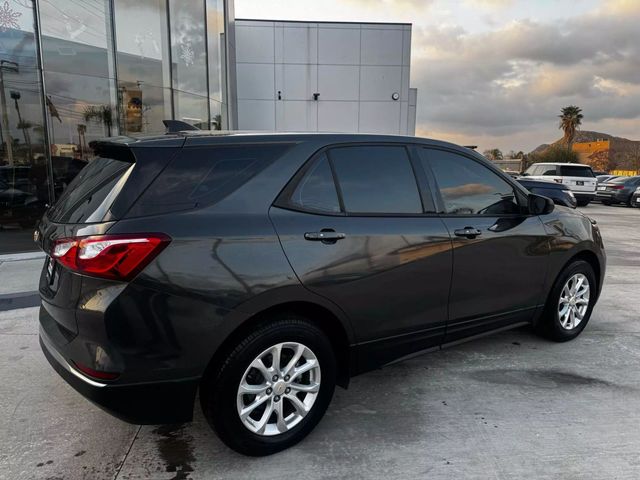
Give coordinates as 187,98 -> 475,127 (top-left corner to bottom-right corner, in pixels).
528,193 -> 555,215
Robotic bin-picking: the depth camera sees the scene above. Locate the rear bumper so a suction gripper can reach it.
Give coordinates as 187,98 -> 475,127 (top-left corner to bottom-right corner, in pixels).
40,326 -> 198,424
596,191 -> 629,202
574,192 -> 595,200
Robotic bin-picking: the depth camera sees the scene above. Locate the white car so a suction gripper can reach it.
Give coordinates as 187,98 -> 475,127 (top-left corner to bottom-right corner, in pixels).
522,163 -> 597,206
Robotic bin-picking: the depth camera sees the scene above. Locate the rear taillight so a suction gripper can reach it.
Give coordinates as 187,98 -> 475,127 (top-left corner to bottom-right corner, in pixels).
51,233 -> 170,281
611,185 -> 624,190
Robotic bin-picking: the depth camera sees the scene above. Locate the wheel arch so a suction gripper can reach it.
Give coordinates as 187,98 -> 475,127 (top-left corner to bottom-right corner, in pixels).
200,299 -> 354,394
566,249 -> 602,296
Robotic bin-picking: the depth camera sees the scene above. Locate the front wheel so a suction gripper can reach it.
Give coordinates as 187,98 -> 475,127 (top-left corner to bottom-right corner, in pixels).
536,260 -> 597,342
200,316 -> 336,456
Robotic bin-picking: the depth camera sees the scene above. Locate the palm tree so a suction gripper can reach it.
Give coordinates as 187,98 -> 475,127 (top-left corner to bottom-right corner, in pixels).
558,106 -> 583,149
83,105 -> 114,137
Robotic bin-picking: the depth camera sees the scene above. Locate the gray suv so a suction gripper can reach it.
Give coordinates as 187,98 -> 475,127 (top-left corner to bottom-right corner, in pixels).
37,132 -> 606,456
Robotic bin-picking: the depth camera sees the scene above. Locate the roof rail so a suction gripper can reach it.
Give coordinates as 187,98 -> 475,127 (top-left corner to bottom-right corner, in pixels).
163,120 -> 200,133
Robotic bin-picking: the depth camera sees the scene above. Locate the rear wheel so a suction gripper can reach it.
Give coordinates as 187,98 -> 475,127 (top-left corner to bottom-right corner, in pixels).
601,199 -> 612,206
200,316 -> 336,456
536,260 -> 596,342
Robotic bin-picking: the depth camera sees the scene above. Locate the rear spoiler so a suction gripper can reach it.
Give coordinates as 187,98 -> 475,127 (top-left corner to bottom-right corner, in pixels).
89,139 -> 137,162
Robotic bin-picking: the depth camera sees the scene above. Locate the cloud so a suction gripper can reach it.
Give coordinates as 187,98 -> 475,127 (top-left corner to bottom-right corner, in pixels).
412,5 -> 640,151
464,0 -> 513,9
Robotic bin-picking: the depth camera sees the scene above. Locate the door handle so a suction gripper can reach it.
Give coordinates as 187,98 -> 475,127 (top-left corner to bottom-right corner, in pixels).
454,227 -> 482,239
304,230 -> 346,242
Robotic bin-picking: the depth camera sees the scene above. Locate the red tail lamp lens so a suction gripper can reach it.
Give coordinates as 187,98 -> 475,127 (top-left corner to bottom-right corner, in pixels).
51,233 -> 170,281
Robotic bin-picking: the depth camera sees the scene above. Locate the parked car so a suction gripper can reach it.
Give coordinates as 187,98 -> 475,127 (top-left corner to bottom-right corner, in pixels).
516,178 -> 577,208
631,186 -> 640,207
596,174 -> 619,184
522,163 -> 597,206
596,176 -> 640,206
36,133 -> 606,456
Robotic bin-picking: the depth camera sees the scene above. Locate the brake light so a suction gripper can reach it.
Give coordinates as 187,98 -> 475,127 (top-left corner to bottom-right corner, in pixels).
51,233 -> 170,281
611,185 -> 624,190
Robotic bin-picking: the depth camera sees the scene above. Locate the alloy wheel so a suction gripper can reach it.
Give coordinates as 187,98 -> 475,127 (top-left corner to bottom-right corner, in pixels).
558,273 -> 590,330
236,342 -> 321,436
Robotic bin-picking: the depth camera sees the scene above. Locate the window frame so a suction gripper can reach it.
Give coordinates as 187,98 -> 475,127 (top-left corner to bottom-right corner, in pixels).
274,142 -> 438,217
418,146 -> 530,218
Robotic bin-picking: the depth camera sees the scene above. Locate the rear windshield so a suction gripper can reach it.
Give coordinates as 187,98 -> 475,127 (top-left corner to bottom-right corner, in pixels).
48,157 -> 132,224
558,165 -> 594,177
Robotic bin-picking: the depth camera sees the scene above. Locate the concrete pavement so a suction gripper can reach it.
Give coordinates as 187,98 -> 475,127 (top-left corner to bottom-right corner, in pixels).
1,203 -> 639,479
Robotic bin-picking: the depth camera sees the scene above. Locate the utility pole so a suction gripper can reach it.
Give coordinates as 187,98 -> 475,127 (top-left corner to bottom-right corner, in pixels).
0,60 -> 19,166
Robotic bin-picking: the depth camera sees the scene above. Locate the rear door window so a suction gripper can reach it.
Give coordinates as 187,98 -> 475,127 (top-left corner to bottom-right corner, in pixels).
328,145 -> 423,214
559,165 -> 594,177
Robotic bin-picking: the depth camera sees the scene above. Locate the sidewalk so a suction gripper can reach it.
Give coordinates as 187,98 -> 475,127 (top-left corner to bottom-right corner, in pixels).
0,251 -> 45,310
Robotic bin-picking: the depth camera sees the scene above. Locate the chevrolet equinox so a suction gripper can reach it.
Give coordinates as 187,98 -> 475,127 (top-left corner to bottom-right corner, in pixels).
37,132 -> 606,456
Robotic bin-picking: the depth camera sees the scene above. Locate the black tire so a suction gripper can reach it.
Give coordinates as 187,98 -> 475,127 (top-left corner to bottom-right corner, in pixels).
536,260 -> 597,342
601,200 -> 612,206
200,315 -> 336,456
576,198 -> 591,207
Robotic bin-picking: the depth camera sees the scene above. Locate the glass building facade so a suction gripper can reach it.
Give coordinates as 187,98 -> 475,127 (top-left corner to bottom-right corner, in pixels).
0,0 -> 232,253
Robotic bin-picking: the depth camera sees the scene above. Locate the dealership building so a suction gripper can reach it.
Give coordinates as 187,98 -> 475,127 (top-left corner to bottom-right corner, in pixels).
0,0 -> 415,254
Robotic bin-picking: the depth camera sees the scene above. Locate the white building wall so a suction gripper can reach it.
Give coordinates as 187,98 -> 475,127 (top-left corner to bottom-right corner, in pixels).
235,20 -> 416,135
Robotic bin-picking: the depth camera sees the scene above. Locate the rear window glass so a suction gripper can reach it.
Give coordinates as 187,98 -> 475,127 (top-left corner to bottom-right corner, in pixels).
127,144 -> 292,217
48,157 -> 132,224
559,165 -> 594,177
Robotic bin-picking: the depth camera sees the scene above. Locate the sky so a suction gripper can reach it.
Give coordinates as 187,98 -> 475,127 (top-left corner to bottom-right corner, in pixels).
235,0 -> 640,153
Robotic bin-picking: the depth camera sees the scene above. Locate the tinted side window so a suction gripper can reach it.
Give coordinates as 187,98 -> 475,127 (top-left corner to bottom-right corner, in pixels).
541,166 -> 558,175
421,149 -> 520,215
329,146 -> 422,214
289,154 -> 341,213
128,144 -> 292,217
559,165 -> 594,177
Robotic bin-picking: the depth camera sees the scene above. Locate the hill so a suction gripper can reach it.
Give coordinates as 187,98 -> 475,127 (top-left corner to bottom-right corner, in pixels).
531,130 -> 640,171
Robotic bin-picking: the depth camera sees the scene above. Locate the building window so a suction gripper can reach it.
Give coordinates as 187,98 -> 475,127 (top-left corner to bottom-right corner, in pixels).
39,0 -> 117,199
0,1 -> 50,251
114,0 -> 172,135
169,0 -> 209,128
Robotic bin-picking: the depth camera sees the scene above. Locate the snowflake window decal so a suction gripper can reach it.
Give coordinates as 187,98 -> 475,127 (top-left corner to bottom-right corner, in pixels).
0,1 -> 22,32
179,41 -> 194,67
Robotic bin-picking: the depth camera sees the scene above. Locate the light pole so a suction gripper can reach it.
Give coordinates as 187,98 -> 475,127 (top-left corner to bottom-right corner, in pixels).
0,60 -> 19,165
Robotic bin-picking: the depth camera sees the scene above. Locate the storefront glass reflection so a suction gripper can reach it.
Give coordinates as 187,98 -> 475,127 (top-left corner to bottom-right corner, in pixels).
39,0 -> 117,200
0,0 -> 229,254
0,1 -> 49,253
115,0 -> 172,135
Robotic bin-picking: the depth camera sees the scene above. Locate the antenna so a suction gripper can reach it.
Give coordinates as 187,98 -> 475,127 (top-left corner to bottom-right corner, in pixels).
162,120 -> 200,133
